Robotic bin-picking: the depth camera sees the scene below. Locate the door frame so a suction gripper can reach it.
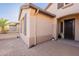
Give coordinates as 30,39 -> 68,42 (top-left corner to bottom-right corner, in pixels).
64,18 -> 75,40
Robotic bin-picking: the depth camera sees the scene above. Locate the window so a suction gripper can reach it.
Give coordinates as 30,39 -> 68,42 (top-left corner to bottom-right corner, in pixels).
22,19 -> 24,34
60,22 -> 63,33
57,3 -> 72,9
57,3 -> 64,9
24,14 -> 26,35
20,20 -> 22,33
65,3 -> 69,5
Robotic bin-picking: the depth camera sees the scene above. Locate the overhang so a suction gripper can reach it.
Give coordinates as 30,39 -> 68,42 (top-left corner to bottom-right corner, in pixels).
18,3 -> 56,20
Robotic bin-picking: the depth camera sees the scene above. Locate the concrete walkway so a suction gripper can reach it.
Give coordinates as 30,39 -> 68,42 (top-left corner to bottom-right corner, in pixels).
0,38 -> 79,56
57,39 -> 79,48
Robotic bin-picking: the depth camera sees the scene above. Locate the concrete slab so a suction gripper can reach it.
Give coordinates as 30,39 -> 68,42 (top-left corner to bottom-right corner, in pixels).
0,38 -> 79,56
57,39 -> 79,48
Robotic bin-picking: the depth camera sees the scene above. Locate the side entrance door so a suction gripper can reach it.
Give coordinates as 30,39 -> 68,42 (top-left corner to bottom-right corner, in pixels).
64,19 -> 75,40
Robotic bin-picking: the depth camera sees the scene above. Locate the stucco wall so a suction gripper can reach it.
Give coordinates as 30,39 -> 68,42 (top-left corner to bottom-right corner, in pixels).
19,7 -> 57,48
30,8 -> 57,45
47,3 -> 79,18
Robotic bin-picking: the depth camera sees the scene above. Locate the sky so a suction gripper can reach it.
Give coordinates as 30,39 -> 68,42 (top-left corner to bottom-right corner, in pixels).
0,3 -> 48,22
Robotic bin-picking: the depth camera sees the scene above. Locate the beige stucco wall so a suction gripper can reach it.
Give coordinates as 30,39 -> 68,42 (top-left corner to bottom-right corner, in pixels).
58,14 -> 79,41
36,15 -> 57,44
19,7 -> 57,48
29,8 -> 57,46
46,3 -> 79,18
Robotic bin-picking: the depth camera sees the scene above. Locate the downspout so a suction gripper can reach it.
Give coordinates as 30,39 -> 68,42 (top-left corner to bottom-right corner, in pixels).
34,9 -> 39,45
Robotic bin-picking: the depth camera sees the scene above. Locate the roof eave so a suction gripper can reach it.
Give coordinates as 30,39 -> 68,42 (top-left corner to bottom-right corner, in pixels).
18,3 -> 55,20
45,3 -> 52,10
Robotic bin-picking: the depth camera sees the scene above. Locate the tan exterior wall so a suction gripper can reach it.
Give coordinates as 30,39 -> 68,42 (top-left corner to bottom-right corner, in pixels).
46,3 -> 79,18
30,8 -> 57,45
58,14 -> 79,41
19,7 -> 56,48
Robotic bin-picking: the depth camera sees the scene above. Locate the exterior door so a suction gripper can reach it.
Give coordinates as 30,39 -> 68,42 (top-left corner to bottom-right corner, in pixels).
64,19 -> 75,40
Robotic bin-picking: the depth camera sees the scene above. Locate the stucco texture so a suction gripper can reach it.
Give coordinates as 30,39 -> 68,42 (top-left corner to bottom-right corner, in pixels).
19,7 -> 56,48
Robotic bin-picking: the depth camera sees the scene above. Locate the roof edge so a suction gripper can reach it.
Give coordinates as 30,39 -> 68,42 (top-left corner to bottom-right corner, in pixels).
45,3 -> 52,10
18,3 -> 56,20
